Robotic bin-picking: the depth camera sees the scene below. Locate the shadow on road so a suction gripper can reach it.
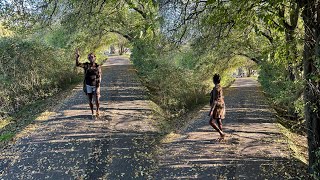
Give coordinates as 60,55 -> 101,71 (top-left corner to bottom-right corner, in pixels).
0,59 -> 160,179
154,78 -> 309,179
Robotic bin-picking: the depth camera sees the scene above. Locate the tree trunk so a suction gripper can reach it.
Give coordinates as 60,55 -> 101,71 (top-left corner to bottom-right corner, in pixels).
247,67 -> 252,77
110,45 -> 115,54
118,44 -> 125,55
300,0 -> 320,173
282,2 -> 299,81
286,29 -> 297,81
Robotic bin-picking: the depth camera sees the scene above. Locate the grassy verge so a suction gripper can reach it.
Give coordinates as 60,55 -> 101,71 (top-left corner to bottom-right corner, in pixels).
275,123 -> 311,179
277,123 -> 308,164
151,84 -> 234,136
0,133 -> 14,142
0,79 -> 82,148
151,97 -> 209,135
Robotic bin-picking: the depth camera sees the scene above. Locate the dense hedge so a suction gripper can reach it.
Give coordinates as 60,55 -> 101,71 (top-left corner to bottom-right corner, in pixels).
0,37 -> 81,119
131,37 -> 233,117
259,62 -> 304,116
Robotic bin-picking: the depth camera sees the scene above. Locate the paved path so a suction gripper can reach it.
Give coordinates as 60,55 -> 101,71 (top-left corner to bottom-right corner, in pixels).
0,57 -> 159,179
153,78 -> 306,179
0,59 -> 307,179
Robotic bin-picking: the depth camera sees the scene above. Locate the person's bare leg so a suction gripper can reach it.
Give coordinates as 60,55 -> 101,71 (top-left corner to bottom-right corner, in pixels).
87,93 -> 94,115
216,119 -> 225,138
216,118 -> 223,131
209,118 -> 224,137
95,93 -> 100,117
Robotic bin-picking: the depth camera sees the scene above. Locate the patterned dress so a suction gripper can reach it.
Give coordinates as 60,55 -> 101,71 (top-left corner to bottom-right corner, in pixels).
210,84 -> 225,119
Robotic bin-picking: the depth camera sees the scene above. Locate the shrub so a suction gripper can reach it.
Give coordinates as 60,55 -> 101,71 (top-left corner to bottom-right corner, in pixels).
0,37 -> 81,118
259,61 -> 304,117
131,38 -> 207,117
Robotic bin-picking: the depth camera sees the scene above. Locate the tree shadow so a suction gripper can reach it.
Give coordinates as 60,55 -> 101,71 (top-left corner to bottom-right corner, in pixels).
1,124 -> 161,179
153,78 -> 310,179
0,62 -> 161,179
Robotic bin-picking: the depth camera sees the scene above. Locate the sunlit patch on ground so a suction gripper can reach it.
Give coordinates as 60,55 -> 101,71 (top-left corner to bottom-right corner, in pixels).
0,118 -> 13,130
277,123 -> 308,164
161,132 -> 183,143
35,111 -> 57,121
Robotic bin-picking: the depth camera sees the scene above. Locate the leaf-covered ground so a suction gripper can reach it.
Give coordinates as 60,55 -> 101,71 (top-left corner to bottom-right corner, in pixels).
0,57 -> 309,179
154,78 -> 309,179
0,57 -> 160,179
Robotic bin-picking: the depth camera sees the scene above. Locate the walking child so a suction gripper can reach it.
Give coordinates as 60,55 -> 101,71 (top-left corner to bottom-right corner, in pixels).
209,74 -> 226,138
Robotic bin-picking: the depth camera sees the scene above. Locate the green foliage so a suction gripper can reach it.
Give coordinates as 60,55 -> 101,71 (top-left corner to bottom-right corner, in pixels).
0,133 -> 14,142
42,27 -> 71,49
294,96 -> 304,118
131,32 -> 240,117
0,37 -> 81,118
259,60 -> 304,119
312,148 -> 320,179
0,23 -> 13,37
131,37 -> 208,117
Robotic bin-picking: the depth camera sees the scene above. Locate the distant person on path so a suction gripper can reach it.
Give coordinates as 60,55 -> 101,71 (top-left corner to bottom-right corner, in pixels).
75,49 -> 102,118
209,74 -> 226,138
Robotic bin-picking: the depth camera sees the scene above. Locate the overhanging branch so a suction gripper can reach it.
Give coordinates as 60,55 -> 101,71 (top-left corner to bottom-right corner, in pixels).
236,53 -> 261,64
109,29 -> 133,41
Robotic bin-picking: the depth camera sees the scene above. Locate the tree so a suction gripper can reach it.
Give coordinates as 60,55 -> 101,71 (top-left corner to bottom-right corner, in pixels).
117,34 -> 129,55
1,0 -> 159,50
297,0 -> 320,174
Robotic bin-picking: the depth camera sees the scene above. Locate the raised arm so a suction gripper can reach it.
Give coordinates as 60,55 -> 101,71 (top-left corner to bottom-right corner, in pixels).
75,48 -> 84,67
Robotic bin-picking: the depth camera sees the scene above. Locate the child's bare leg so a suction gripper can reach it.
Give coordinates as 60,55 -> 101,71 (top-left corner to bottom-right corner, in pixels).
216,118 -> 222,131
209,118 -> 224,136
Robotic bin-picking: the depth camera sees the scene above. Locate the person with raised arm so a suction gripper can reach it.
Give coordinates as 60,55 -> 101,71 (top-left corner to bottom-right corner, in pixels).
75,49 -> 102,118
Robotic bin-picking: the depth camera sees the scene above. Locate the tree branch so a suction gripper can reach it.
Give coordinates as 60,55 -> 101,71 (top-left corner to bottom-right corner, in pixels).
109,29 -> 133,41
278,5 -> 294,31
236,53 -> 261,64
98,0 -> 107,13
124,0 -> 147,19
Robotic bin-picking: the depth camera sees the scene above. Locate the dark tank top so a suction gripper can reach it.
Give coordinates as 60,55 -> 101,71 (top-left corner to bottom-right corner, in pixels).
85,63 -> 99,86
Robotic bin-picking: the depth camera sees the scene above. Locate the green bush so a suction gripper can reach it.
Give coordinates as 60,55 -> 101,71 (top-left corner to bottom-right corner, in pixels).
131,35 -> 240,118
0,37 -> 81,118
131,38 -> 207,117
258,59 -> 304,121
313,148 -> 320,179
